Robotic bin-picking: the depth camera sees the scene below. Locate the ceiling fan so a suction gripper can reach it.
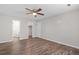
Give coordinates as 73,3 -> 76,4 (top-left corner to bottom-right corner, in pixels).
25,8 -> 44,17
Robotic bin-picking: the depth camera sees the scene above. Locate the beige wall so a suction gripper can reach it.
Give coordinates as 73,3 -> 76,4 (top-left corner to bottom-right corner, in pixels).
38,10 -> 79,48
0,16 -> 32,43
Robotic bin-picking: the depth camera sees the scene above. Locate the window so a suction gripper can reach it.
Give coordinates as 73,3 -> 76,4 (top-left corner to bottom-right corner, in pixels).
12,20 -> 20,37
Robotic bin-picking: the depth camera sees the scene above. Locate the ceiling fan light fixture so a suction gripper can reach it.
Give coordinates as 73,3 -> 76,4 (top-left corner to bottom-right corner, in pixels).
33,13 -> 37,16
25,8 -> 44,17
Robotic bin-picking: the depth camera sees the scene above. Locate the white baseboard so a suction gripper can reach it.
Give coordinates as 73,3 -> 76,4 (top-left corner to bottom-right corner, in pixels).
0,40 -> 11,43
40,36 -> 79,49
0,36 -> 79,49
0,37 -> 27,43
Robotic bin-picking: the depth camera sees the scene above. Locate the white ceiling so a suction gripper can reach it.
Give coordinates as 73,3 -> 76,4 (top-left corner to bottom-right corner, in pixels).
0,4 -> 79,21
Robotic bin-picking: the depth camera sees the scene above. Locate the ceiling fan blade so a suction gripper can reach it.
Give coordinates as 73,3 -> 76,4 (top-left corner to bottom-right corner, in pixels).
25,8 -> 32,11
37,13 -> 44,16
36,8 -> 42,12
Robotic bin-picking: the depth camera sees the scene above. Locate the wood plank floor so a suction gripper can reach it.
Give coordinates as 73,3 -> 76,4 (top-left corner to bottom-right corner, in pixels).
0,37 -> 79,55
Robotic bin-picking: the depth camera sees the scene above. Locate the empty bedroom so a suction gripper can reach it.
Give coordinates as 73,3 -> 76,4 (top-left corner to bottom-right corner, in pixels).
0,4 -> 79,55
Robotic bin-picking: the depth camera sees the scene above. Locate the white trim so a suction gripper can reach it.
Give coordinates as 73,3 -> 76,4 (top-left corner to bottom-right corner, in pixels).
41,36 -> 79,49
0,37 -> 27,43
0,36 -> 79,49
0,40 -> 10,43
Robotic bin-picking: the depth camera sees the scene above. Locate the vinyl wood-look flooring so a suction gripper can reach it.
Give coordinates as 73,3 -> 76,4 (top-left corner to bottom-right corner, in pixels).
0,37 -> 79,55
